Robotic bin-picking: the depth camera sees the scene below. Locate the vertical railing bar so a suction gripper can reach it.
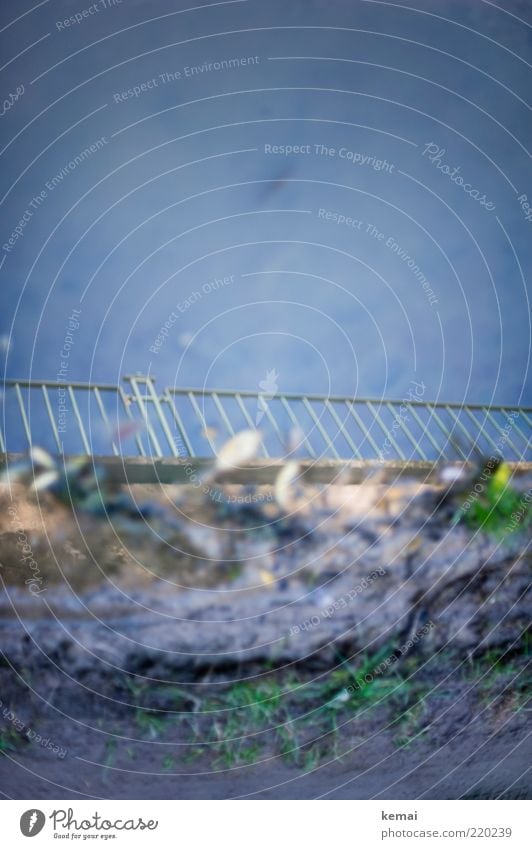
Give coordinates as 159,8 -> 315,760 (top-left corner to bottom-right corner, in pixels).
14,383 -> 32,448
93,387 -> 118,456
41,385 -> 63,453
406,403 -> 447,459
163,389 -> 193,457
302,397 -> 341,459
503,412 -> 531,450
128,377 -> 163,457
280,396 -> 316,458
462,407 -> 492,454
67,386 -> 91,454
344,400 -> 382,458
259,397 -> 286,454
235,393 -> 269,458
426,404 -> 468,460
483,408 -> 522,459
188,391 -> 217,455
144,376 -> 178,457
234,393 -> 256,431
515,410 -> 532,460
476,412 -> 511,456
118,386 -> 146,456
366,400 -> 405,460
212,392 -> 236,439
463,406 -> 528,460
385,401 -> 427,461
519,410 -> 532,429
444,405 -> 481,459
325,399 -> 362,459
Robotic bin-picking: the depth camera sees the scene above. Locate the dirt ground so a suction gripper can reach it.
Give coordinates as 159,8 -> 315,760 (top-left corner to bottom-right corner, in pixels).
0,479 -> 530,799
0,650 -> 530,800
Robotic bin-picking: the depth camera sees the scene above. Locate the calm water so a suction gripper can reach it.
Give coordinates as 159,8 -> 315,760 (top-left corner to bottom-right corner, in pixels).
2,0 -> 531,423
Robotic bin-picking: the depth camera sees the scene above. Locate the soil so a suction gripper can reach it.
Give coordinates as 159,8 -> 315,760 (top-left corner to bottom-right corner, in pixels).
0,478 -> 530,799
0,651 -> 530,800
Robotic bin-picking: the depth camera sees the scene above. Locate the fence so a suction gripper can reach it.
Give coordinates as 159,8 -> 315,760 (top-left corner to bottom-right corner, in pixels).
1,375 -> 530,483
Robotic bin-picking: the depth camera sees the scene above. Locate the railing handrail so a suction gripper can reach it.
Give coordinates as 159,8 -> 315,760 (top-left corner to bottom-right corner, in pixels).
3,377 -> 530,412
2,374 -> 530,476
3,378 -> 121,391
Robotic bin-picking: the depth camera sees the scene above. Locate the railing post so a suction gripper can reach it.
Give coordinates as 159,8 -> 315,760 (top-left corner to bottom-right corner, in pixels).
124,375 -> 164,458
143,376 -> 180,457
163,389 -> 193,457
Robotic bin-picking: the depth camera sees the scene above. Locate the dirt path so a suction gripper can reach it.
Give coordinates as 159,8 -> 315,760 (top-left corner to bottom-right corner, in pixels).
1,706 -> 529,800
1,649 -> 530,800
1,482 -> 530,800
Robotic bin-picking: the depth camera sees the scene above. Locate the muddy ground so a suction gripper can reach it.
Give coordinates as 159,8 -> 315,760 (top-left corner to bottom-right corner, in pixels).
0,478 -> 530,799
0,646 -> 530,800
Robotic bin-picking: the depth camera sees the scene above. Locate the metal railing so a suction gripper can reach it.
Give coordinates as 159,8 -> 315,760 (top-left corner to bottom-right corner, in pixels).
1,375 -> 531,480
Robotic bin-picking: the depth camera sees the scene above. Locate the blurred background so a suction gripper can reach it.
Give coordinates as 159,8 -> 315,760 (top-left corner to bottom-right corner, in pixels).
1,0 -> 531,411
